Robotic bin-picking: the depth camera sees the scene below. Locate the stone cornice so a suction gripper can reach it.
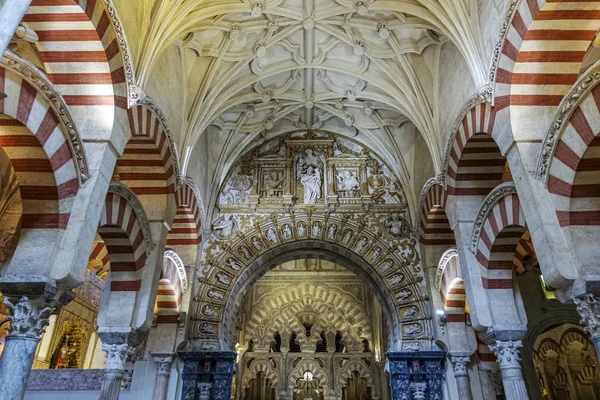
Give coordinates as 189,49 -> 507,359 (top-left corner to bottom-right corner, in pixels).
470,182 -> 517,253
1,51 -> 89,184
536,60 -> 600,183
108,182 -> 154,255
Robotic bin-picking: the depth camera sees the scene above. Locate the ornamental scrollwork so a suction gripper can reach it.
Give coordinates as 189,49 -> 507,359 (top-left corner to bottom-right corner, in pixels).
536,60 -> 600,183
470,182 -> 517,253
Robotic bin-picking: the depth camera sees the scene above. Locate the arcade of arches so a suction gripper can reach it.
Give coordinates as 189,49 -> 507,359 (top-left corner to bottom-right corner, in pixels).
1,0 -> 600,400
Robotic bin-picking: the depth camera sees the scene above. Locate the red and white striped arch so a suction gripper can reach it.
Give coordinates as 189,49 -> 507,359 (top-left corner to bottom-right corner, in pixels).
473,188 -> 527,290
514,230 -> 537,274
166,180 -> 202,248
88,239 -> 109,274
446,103 -> 505,197
24,0 -> 132,106
117,105 -> 177,205
419,182 -> 454,246
495,0 -> 600,111
547,84 -> 600,227
0,61 -> 85,230
156,250 -> 188,323
98,184 -> 152,292
437,249 -> 466,323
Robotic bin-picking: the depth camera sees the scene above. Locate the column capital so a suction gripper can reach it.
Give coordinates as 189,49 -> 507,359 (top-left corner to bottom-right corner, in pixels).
102,343 -> 133,371
573,293 -> 600,338
3,295 -> 58,340
450,355 -> 471,377
154,356 -> 173,377
489,340 -> 523,368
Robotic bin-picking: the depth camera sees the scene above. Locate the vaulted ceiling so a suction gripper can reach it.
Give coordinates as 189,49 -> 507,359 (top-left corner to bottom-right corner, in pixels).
129,0 -> 487,214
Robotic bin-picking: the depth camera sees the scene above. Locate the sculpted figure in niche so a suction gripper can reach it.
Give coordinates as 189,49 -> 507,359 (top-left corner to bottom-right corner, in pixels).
312,222 -> 321,237
371,247 -> 381,261
337,170 -> 360,191
202,304 -> 219,318
379,259 -> 394,273
238,246 -> 251,259
252,237 -> 263,251
388,273 -> 405,286
403,306 -> 419,320
267,229 -> 278,243
225,258 -> 242,272
216,272 -> 230,286
207,289 -> 224,301
404,324 -> 422,336
300,165 -> 321,204
212,215 -> 236,239
355,237 -> 367,252
282,224 -> 292,240
342,230 -> 352,244
264,170 -> 284,197
297,223 -> 306,237
395,288 -> 412,302
327,224 -> 337,240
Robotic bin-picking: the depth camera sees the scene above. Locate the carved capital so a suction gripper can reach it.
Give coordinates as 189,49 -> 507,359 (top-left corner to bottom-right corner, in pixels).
102,343 -> 133,371
155,356 -> 173,376
450,355 -> 471,377
410,382 -> 427,399
490,340 -> 522,369
3,296 -> 58,339
573,293 -> 600,338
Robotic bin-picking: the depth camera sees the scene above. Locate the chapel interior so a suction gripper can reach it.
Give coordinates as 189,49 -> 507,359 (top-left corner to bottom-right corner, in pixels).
0,0 -> 599,399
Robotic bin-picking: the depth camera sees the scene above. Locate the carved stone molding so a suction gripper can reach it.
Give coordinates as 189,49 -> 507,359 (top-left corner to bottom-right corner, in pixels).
442,96 -> 488,181
536,60 -> 600,183
450,355 -> 471,377
98,0 -> 137,107
470,182 -> 517,253
1,51 -> 89,184
140,96 -> 181,180
489,340 -> 522,369
488,0 -> 522,95
435,248 -> 459,291
164,250 -> 188,293
108,182 -> 155,255
573,293 -> 600,338
3,296 -> 57,339
102,343 -> 133,371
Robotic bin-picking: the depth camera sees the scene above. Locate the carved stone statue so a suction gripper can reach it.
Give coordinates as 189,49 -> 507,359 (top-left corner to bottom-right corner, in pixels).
267,229 -> 278,243
282,224 -> 292,240
212,215 -> 236,239
312,222 -> 321,237
297,223 -> 306,237
327,224 -> 337,240
300,165 -> 322,204
395,288 -> 412,302
336,170 -> 360,191
384,214 -> 408,238
207,289 -> 224,301
252,237 -> 263,250
355,237 -> 367,252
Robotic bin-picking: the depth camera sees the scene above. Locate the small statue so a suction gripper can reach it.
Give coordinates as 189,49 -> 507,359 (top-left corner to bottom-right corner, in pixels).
267,229 -> 278,243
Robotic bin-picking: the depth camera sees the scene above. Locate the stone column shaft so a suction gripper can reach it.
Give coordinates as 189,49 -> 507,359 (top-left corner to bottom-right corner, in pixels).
0,295 -> 57,400
490,340 -> 528,400
0,0 -> 32,58
451,356 -> 474,400
152,356 -> 173,400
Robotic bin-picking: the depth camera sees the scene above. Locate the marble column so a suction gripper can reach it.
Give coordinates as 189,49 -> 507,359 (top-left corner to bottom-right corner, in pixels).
0,295 -> 57,400
99,343 -> 132,400
152,356 -> 173,400
0,0 -> 32,60
573,293 -> 600,363
450,355 -> 474,400
490,340 -> 528,400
